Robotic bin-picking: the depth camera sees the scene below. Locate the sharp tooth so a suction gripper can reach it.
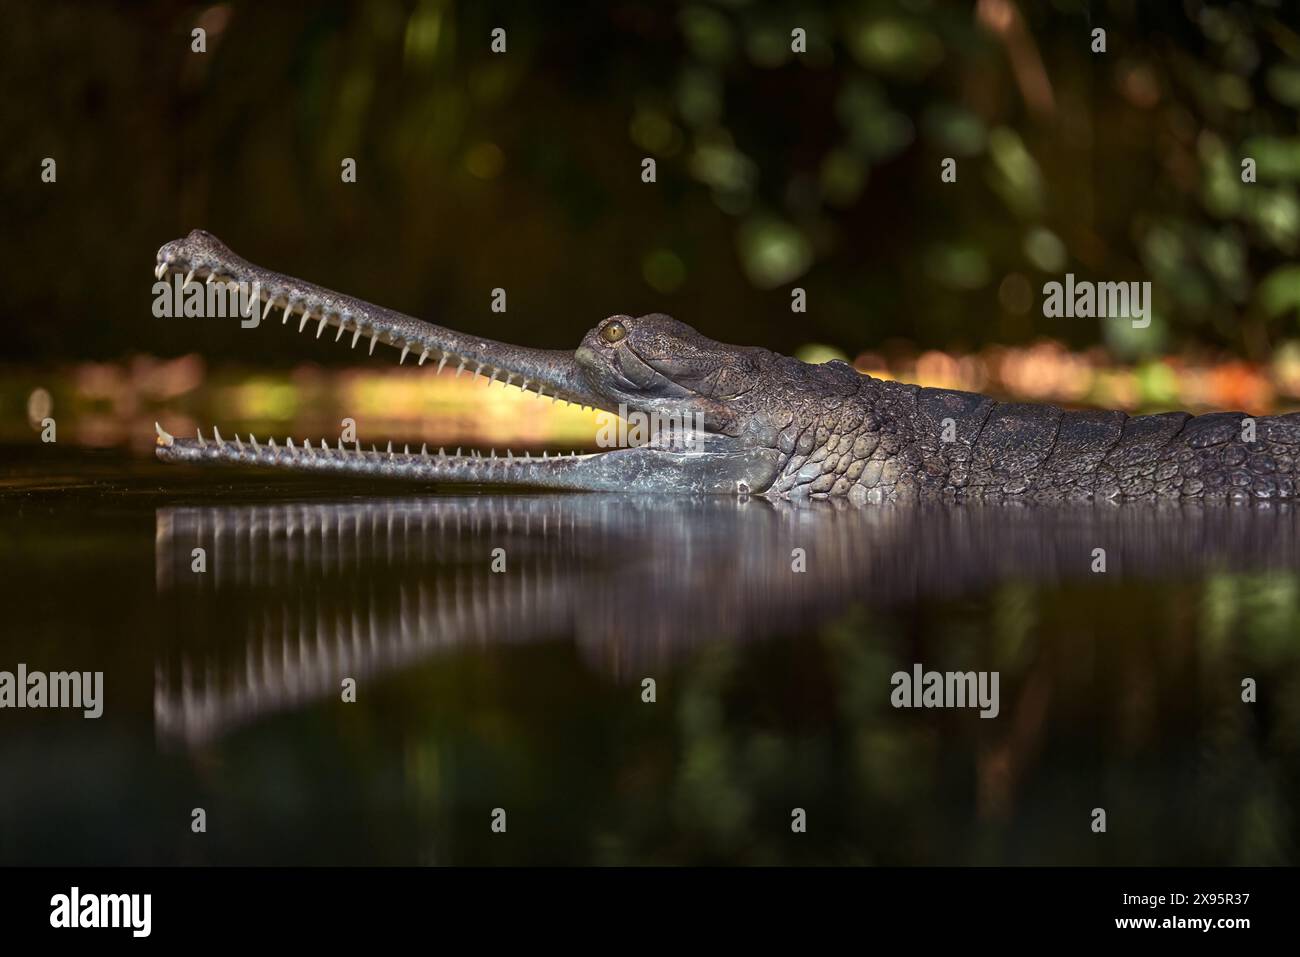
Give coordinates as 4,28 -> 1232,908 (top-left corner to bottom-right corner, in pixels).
283,302 -> 294,324
262,298 -> 275,320
386,441 -> 393,459
321,439 -> 329,453
213,427 -> 224,448
298,311 -> 311,332
489,370 -> 500,385
520,379 -> 529,391
206,273 -> 216,285
504,374 -> 515,387
438,447 -> 446,459
524,451 -> 530,459
305,439 -> 315,457
369,329 -> 380,355
337,438 -> 344,452
404,444 -> 410,455
418,349 -> 429,366
455,447 -> 462,456
183,269 -> 195,286
269,437 -> 278,450
436,355 -> 448,375
351,324 -> 364,348
474,363 -> 484,378
196,428 -> 205,447
316,315 -> 329,338
235,434 -> 245,452
287,438 -> 295,452
251,434 -> 260,452
399,344 -> 410,364
335,317 -> 348,342
154,422 -> 175,446
421,444 -> 429,458
507,450 -> 514,461
542,451 -> 548,459
455,361 -> 466,378
536,386 -> 546,399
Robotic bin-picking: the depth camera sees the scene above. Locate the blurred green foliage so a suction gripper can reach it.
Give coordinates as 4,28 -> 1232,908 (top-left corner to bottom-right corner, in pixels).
2,0 -> 1299,365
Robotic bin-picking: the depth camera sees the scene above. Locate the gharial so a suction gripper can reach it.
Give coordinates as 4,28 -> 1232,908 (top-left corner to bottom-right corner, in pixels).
152,230 -> 1298,503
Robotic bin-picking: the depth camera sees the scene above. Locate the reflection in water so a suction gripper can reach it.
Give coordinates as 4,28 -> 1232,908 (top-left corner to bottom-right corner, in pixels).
154,495 -> 1300,748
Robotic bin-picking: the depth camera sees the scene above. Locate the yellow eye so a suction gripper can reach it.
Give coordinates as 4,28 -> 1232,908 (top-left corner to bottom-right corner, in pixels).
601,320 -> 628,344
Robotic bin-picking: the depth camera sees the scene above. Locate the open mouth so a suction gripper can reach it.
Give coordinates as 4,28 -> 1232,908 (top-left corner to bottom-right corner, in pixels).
148,230 -> 749,490
151,231 -> 623,480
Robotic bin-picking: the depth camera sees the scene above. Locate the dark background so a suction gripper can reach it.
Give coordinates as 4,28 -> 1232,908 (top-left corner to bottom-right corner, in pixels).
4,0 -> 1299,369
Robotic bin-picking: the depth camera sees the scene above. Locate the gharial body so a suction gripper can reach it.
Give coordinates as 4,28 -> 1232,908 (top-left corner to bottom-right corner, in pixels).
153,230 -> 1299,504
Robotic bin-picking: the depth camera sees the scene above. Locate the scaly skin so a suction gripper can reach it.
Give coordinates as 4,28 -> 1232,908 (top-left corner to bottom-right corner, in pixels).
152,230 -> 1299,503
737,358 -> 1298,503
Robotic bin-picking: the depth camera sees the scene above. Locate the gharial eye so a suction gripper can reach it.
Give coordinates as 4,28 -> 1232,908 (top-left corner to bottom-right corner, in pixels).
600,320 -> 628,344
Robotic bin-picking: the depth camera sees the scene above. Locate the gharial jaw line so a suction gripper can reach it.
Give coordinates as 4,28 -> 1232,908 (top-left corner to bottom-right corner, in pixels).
153,421 -> 780,494
153,230 -> 609,411
155,422 -> 607,486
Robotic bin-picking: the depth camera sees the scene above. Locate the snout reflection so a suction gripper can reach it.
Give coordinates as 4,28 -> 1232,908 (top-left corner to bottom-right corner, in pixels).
154,495 -> 1300,747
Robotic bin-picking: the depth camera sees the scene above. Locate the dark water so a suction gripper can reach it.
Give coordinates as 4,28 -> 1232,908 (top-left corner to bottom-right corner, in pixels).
1,446 -> 1298,865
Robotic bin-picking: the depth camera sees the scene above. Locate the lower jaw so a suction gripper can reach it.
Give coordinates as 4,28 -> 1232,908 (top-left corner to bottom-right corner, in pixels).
154,425 -> 608,488
154,423 -> 782,494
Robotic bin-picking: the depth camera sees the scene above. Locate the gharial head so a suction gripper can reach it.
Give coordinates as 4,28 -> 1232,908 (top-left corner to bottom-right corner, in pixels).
151,230 -> 788,493
574,312 -> 772,436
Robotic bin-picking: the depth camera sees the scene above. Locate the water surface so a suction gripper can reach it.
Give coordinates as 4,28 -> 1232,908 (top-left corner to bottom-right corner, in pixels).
2,446 -> 1297,864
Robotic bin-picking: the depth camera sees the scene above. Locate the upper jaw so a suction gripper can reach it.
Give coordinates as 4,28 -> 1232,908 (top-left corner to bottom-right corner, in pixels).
154,229 -> 616,412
